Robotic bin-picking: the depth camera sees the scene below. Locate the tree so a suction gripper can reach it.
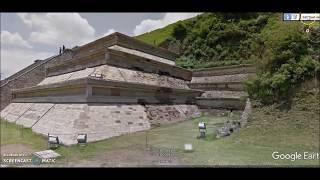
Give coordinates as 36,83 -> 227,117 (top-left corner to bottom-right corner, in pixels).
172,23 -> 187,41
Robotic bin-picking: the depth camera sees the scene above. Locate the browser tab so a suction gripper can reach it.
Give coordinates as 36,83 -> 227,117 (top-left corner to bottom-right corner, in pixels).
283,13 -> 300,21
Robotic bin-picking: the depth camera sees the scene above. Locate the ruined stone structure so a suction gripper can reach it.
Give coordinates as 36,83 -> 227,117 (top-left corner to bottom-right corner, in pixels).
190,64 -> 256,110
1,32 -> 255,145
1,33 -> 203,145
0,59 -> 49,110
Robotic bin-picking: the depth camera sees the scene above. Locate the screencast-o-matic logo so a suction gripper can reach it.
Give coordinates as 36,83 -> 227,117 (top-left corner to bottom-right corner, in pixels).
272,152 -> 319,161
2,153 -> 57,166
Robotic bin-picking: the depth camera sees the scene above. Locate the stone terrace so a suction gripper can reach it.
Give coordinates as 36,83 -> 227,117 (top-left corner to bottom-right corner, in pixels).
190,64 -> 256,110
1,32 -> 203,145
1,32 -> 256,145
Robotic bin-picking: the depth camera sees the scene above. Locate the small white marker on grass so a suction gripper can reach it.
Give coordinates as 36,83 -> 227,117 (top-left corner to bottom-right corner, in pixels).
184,144 -> 193,152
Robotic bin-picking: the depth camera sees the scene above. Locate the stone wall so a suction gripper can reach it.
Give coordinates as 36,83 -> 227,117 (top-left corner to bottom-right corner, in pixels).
38,65 -> 190,90
1,103 -> 202,145
189,64 -> 256,91
196,98 -> 245,110
192,64 -> 256,77
0,61 -> 47,110
188,82 -> 244,91
240,98 -> 252,127
68,32 -> 178,63
190,64 -> 255,110
106,49 -> 191,80
191,74 -> 251,84
1,103 -> 151,145
32,104 -> 151,145
145,105 -> 201,126
200,90 -> 248,99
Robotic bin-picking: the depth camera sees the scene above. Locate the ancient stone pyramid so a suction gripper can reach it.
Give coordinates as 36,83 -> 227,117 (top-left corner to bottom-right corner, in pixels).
1,32 -> 203,145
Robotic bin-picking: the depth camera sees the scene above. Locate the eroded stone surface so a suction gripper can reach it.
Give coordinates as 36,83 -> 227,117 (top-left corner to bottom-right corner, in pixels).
145,105 -> 201,126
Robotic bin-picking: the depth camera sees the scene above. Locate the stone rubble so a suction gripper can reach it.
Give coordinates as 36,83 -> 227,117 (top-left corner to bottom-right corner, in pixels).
33,150 -> 61,159
216,98 -> 252,138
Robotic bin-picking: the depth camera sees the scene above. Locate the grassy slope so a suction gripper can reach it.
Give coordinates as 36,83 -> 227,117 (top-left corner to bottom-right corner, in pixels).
0,120 -> 47,150
135,13 -> 261,69
1,91 -> 319,166
135,13 -> 310,70
135,22 -> 179,46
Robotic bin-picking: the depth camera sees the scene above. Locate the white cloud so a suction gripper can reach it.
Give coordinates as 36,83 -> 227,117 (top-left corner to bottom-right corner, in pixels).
103,29 -> 116,36
96,29 -> 116,39
1,31 -> 32,48
133,13 -> 201,36
1,48 -> 53,79
17,13 -> 96,47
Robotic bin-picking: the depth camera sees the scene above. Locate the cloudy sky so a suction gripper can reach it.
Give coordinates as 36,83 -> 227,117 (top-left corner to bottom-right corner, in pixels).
0,13 -> 200,79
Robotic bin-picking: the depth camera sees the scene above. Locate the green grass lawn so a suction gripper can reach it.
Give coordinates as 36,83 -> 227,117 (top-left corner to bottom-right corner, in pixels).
0,120 -> 47,150
1,106 -> 318,166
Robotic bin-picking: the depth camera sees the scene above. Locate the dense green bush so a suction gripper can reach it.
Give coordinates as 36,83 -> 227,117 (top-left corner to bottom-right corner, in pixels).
244,18 -> 320,105
170,13 -> 270,69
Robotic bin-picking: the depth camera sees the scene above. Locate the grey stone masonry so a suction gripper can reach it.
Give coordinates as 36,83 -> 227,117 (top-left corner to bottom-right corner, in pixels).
1,103 -> 201,145
240,98 -> 252,127
38,65 -> 190,89
1,60 -> 46,110
191,64 -> 256,110
1,32 -> 204,145
190,64 -> 256,91
192,64 -> 256,77
145,105 -> 201,126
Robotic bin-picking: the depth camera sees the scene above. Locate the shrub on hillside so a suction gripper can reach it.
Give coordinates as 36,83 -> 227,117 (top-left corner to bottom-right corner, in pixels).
245,24 -> 320,105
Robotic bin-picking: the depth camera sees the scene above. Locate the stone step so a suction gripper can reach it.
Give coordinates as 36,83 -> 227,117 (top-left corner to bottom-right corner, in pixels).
198,90 -> 248,99
188,81 -> 244,91
192,64 -> 256,77
195,91 -> 248,110
191,73 -> 251,84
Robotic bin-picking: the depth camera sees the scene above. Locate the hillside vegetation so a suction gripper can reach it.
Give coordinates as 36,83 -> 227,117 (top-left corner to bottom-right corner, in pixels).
135,22 -> 180,46
137,13 -> 320,105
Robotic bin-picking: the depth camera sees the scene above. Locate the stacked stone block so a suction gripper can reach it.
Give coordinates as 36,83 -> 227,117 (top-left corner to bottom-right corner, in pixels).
190,64 -> 256,110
